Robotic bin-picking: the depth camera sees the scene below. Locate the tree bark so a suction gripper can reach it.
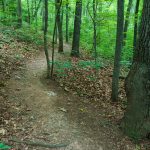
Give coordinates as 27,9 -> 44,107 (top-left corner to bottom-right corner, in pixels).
51,0 -> 62,78
44,0 -> 50,78
2,0 -> 5,12
1,0 -> 6,20
133,0 -> 140,53
93,0 -> 97,68
26,0 -> 31,24
111,0 -> 124,102
33,0 -> 42,20
121,0 -> 150,139
66,0 -> 69,43
71,0 -> 82,57
55,4 -> 58,44
56,0 -> 63,53
123,0 -> 133,46
35,0 -> 38,31
55,24 -> 58,44
42,2 -> 45,31
31,0 -> 34,20
17,0 -> 22,28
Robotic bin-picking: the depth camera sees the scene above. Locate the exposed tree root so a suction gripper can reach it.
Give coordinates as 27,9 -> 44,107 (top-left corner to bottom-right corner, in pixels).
9,137 -> 69,148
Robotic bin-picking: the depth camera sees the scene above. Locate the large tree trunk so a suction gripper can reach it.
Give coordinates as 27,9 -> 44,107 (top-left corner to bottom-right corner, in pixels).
123,0 -> 133,46
121,0 -> 150,139
111,0 -> 124,102
17,0 -> 22,28
71,0 -> 82,57
56,0 -> 63,53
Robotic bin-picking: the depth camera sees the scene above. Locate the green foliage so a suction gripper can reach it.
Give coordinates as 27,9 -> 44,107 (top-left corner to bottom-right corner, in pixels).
0,0 -> 143,61
120,60 -> 132,67
0,142 -> 11,150
15,28 -> 43,45
134,145 -> 141,150
14,54 -> 22,60
53,59 -> 102,77
53,61 -> 72,77
122,27 -> 134,61
1,26 -> 43,45
78,60 -> 102,69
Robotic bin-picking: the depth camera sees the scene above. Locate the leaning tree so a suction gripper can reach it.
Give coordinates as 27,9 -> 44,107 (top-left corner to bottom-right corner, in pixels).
121,0 -> 150,139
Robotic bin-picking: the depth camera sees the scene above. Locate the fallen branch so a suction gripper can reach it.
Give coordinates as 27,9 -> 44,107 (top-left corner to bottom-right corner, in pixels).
9,138 -> 69,148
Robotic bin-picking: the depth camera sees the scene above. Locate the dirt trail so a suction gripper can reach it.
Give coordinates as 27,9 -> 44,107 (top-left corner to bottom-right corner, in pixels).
5,51 -> 134,150
5,52 -> 101,150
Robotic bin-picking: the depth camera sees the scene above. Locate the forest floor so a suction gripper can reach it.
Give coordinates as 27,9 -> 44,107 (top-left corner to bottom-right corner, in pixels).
0,27 -> 149,150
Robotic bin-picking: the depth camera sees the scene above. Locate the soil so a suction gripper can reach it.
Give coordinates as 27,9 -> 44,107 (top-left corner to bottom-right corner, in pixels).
1,51 -> 134,150
0,30 -> 149,150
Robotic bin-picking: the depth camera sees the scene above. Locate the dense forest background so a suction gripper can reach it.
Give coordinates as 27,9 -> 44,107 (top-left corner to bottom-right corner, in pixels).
0,0 -> 143,60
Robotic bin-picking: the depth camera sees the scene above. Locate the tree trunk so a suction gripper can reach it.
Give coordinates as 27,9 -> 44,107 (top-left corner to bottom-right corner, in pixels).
26,0 -> 31,24
1,0 -> 6,20
93,0 -> 97,69
2,0 -> 5,12
56,0 -> 63,53
44,0 -> 50,78
133,0 -> 140,53
111,0 -> 124,102
121,0 -> 150,139
33,0 -> 42,20
66,0 -> 69,43
55,4 -> 58,44
55,24 -> 58,44
35,0 -> 38,31
17,0 -> 22,28
31,0 -> 34,20
71,0 -> 82,57
123,0 -> 133,46
51,0 -> 62,78
42,2 -> 45,31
